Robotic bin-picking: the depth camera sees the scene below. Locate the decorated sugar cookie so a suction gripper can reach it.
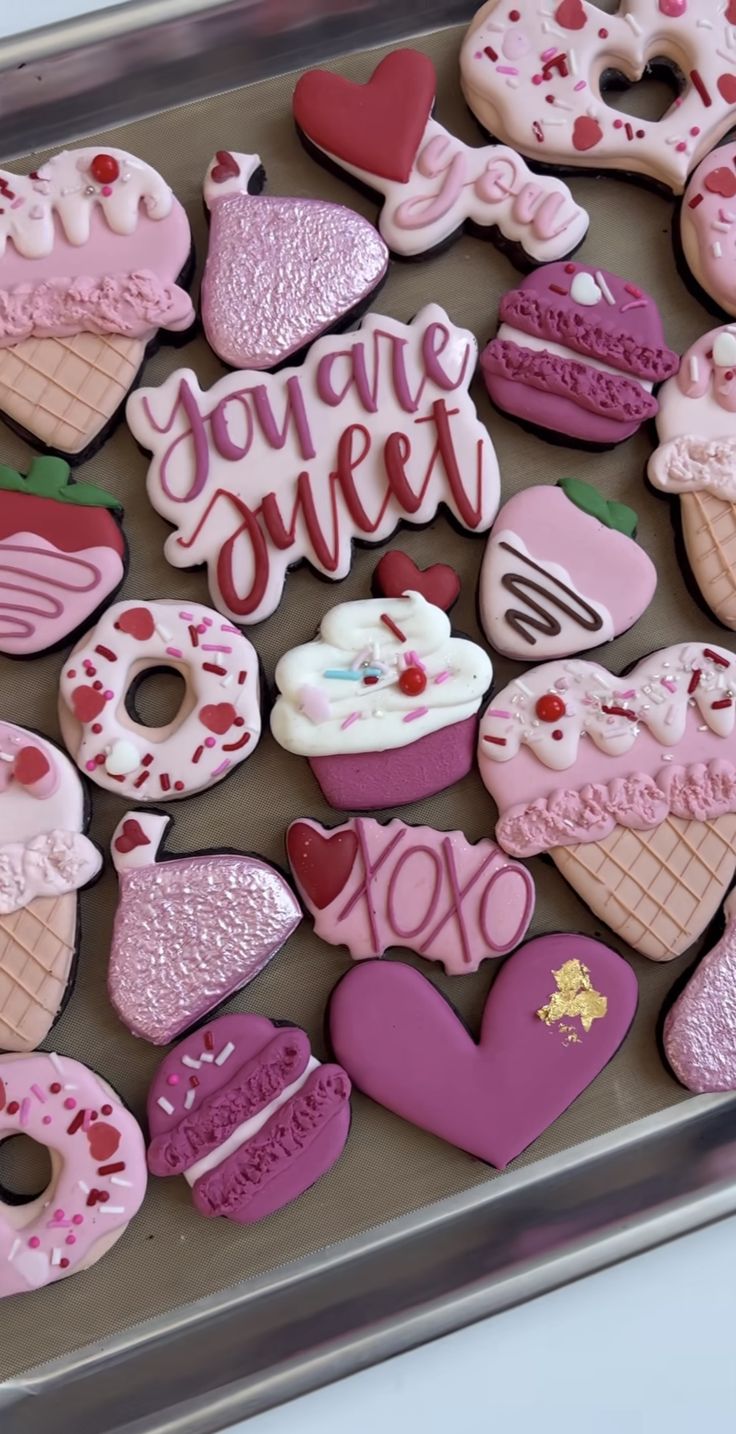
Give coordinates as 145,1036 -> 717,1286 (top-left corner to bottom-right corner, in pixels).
478,643 -> 736,961
286,817 -> 534,973
663,890 -> 736,1092
201,150 -> 388,370
329,934 -> 637,1169
680,143 -> 736,316
480,262 -> 678,446
147,1013 -> 351,1224
0,721 -> 101,1052
0,147 -> 194,460
108,809 -> 301,1044
58,598 -> 261,800
460,2 -> 736,196
649,325 -> 736,629
293,48 -> 589,263
479,480 -> 657,658
127,304 -> 500,624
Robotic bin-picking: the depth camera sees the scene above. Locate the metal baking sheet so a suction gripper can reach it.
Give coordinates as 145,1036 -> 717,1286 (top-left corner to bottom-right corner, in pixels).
1,3 -> 736,1431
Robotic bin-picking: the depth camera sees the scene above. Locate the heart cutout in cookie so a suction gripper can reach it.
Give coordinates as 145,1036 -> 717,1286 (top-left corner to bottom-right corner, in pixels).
287,822 -> 359,910
71,686 -> 107,723
87,1122 -> 121,1162
373,551 -> 460,611
199,702 -> 236,735
114,607 -> 154,641
329,935 -> 637,1168
293,50 -> 436,184
114,818 -> 151,855
211,150 -> 241,183
705,166 -> 736,199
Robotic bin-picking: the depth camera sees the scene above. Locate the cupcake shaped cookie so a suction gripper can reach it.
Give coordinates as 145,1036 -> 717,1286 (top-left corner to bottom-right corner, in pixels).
270,591 -> 492,810
480,262 -> 678,447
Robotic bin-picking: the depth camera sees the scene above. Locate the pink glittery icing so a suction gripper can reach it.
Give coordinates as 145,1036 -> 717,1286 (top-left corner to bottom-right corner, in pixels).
664,893 -> 736,1092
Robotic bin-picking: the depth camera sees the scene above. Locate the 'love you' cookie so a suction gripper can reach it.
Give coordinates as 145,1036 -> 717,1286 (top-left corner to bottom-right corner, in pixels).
663,890 -> 736,1092
293,48 -> 589,263
147,1014 -> 351,1224
0,147 -> 194,461
479,480 -> 656,659
108,809 -> 301,1044
127,304 -> 500,624
0,456 -> 126,657
680,143 -> 736,316
480,262 -> 678,447
478,644 -> 736,961
0,722 -> 101,1052
270,590 -> 493,810
329,935 -> 637,1169
460,2 -> 736,195
649,325 -> 736,630
286,816 -> 534,973
201,150 -> 388,370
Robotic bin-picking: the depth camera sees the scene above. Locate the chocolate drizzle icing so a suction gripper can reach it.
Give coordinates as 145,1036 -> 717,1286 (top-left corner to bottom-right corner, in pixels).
499,542 -> 603,645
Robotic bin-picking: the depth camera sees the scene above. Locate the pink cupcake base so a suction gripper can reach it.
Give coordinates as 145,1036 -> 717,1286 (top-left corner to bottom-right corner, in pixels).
309,716 -> 478,811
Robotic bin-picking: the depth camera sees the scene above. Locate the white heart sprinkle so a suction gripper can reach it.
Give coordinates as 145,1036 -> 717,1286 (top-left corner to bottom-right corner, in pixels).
570,271 -> 602,306
713,331 -> 736,367
106,739 -> 141,776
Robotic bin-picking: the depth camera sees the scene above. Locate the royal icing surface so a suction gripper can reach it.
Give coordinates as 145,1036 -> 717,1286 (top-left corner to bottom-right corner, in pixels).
478,642 -> 736,856
201,151 -> 388,370
287,817 -> 534,974
108,810 -> 301,1045
460,1 -> 736,194
329,934 -> 637,1169
480,262 -> 678,444
293,49 -> 589,261
479,483 -> 656,659
58,598 -> 261,800
126,304 -> 500,624
681,144 -> 736,316
147,1013 -> 351,1224
0,1052 -> 146,1297
663,888 -> 736,1091
270,592 -> 492,756
650,325 -> 736,503
0,457 -> 126,657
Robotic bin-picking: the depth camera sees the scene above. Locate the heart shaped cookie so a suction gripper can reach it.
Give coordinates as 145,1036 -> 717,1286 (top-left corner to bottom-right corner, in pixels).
663,890 -> 736,1091
329,934 -> 637,1167
373,551 -> 461,612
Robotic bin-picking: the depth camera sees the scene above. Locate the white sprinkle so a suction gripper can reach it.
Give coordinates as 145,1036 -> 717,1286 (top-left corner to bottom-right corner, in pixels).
697,18 -> 713,27
542,119 -> 565,126
595,270 -> 615,306
486,19 -> 504,30
185,1089 -> 196,1110
569,48 -> 578,76
157,1096 -> 174,1115
110,1176 -> 133,1187
99,1206 -> 125,1215
156,623 -> 173,641
712,241 -> 723,258
77,1180 -> 89,1194
182,1055 -> 201,1070
63,1084 -> 77,1092
717,48 -> 735,61
550,98 -> 573,112
699,724 -> 709,732
586,105 -> 600,119
514,678 -> 533,695
689,355 -> 700,384
220,673 -> 233,688
51,1248 -> 62,1267
49,1053 -> 64,1075
505,78 -> 520,89
199,1052 -> 214,1063
0,753 -> 13,764
215,1041 -> 235,1066
713,220 -> 731,233
660,754 -> 673,762
542,21 -> 565,37
7,1238 -> 20,1262
625,12 -> 642,33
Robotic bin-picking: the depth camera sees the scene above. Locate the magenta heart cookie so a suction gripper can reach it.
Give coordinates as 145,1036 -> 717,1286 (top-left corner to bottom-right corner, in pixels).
663,890 -> 736,1092
329,934 -> 637,1168
201,150 -> 388,371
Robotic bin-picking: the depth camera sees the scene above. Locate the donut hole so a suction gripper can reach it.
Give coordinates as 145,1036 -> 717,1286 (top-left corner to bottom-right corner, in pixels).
125,665 -> 190,731
0,1134 -> 52,1207
601,58 -> 685,123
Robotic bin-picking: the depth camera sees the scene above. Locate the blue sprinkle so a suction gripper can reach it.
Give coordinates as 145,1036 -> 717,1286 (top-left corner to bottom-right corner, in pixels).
323,669 -> 364,681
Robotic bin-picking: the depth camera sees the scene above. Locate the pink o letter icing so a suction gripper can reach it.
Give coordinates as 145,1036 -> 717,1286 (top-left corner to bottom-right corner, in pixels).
126,304 -> 500,624
329,934 -> 637,1168
0,1051 -> 146,1298
147,1013 -> 351,1224
287,817 -> 534,973
108,809 -> 301,1045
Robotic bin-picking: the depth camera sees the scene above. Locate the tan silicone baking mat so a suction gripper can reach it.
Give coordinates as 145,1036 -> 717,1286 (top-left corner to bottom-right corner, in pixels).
0,14 -> 720,1381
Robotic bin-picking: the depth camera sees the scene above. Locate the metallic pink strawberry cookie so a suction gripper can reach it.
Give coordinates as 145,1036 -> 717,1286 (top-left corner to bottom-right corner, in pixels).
664,890 -> 736,1092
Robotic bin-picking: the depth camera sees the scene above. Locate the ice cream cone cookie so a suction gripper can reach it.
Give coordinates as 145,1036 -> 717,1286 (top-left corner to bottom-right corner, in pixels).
663,889 -> 736,1091
58,598 -> 261,800
0,721 -> 101,1051
478,643 -> 736,961
292,49 -> 589,263
201,150 -> 388,370
480,262 -> 679,447
649,325 -> 736,629
460,2 -> 736,196
479,480 -> 657,659
0,147 -> 194,460
271,589 -> 492,811
108,809 -> 301,1044
680,143 -> 736,316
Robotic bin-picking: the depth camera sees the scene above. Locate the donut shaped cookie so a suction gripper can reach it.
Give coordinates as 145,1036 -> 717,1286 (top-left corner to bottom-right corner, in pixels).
0,1051 -> 146,1297
58,598 -> 261,799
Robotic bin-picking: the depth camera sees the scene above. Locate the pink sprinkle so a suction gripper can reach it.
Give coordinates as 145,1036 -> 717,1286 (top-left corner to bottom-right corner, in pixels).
541,46 -> 556,59
103,689 -> 114,700
341,711 -> 361,730
615,689 -> 636,700
407,650 -> 426,672
31,1084 -> 45,1104
690,126 -> 700,137
661,677 -> 677,693
179,611 -> 194,620
82,1108 -> 92,1132
53,1209 -> 64,1220
197,623 -> 207,634
72,1214 -> 84,1226
496,65 -> 519,74
19,1098 -> 30,1127
403,706 -> 429,723
574,80 -> 586,90
63,1097 -> 76,1110
204,736 -> 216,748
211,758 -> 230,777
203,616 -> 213,627
621,299 -> 647,311
434,671 -> 451,685
221,624 -> 240,634
85,761 -> 96,773
676,142 -> 687,153
166,1074 -> 179,1087
486,707 -> 513,718
65,1234 -> 76,1246
29,1237 -> 40,1249
202,643 -> 232,653
165,647 -> 184,659
42,1115 -> 51,1125
624,284 -> 643,298
101,184 -> 113,196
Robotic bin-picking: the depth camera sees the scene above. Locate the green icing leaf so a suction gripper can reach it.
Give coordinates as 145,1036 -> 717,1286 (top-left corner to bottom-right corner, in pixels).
558,478 -> 637,540
0,456 -> 121,510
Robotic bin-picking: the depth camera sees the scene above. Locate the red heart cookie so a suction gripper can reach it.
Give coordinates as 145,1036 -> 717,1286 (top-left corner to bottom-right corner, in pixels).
114,818 -> 152,855
71,686 -> 107,723
199,702 -> 236,735
293,49 -> 435,184
87,1122 -> 121,1162
287,822 -> 359,909
211,150 -> 241,183
13,745 -> 51,787
114,607 -> 154,641
373,551 -> 460,612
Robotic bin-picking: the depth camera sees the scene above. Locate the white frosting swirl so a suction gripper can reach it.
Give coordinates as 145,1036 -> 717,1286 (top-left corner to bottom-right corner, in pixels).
270,592 -> 492,756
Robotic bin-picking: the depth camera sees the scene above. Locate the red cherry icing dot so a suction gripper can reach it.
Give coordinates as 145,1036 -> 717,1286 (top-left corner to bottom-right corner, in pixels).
399,665 -> 428,697
535,693 -> 566,723
90,153 -> 119,184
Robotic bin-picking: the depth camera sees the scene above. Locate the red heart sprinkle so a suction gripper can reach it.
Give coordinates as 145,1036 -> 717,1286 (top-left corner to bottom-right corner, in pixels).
13,745 -> 50,787
211,150 -> 241,183
287,821 -> 359,909
555,0 -> 586,29
114,607 -> 155,641
704,166 -> 736,198
87,1123 -> 121,1162
199,702 -> 236,735
114,819 -> 151,855
718,74 -> 736,104
373,551 -> 460,612
572,116 -> 603,153
71,686 -> 107,723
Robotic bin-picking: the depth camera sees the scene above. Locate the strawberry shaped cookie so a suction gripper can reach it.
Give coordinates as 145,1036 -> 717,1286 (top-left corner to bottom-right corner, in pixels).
0,456 -> 126,657
478,643 -> 736,961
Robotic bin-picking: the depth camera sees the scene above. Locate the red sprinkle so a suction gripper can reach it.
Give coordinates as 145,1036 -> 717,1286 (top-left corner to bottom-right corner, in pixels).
625,122 -> 634,141
98,1162 -> 125,1176
141,754 -> 153,767
690,69 -> 712,107
134,770 -> 150,788
601,705 -> 638,721
380,612 -> 407,642
688,669 -> 702,693
483,735 -> 507,746
160,773 -> 171,792
532,121 -> 544,144
688,192 -> 704,209
6,1100 -> 18,1115
189,1074 -> 200,1088
238,671 -> 246,684
60,1258 -> 70,1269
101,1104 -> 112,1116
192,744 -> 204,764
95,645 -> 116,661
67,1110 -> 85,1135
204,1030 -> 214,1050
189,625 -> 199,647
483,44 -> 498,61
711,698 -> 733,709
624,284 -> 643,298
49,1082 -> 61,1094
202,662 -> 227,675
705,648 -> 730,667
549,283 -> 569,295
